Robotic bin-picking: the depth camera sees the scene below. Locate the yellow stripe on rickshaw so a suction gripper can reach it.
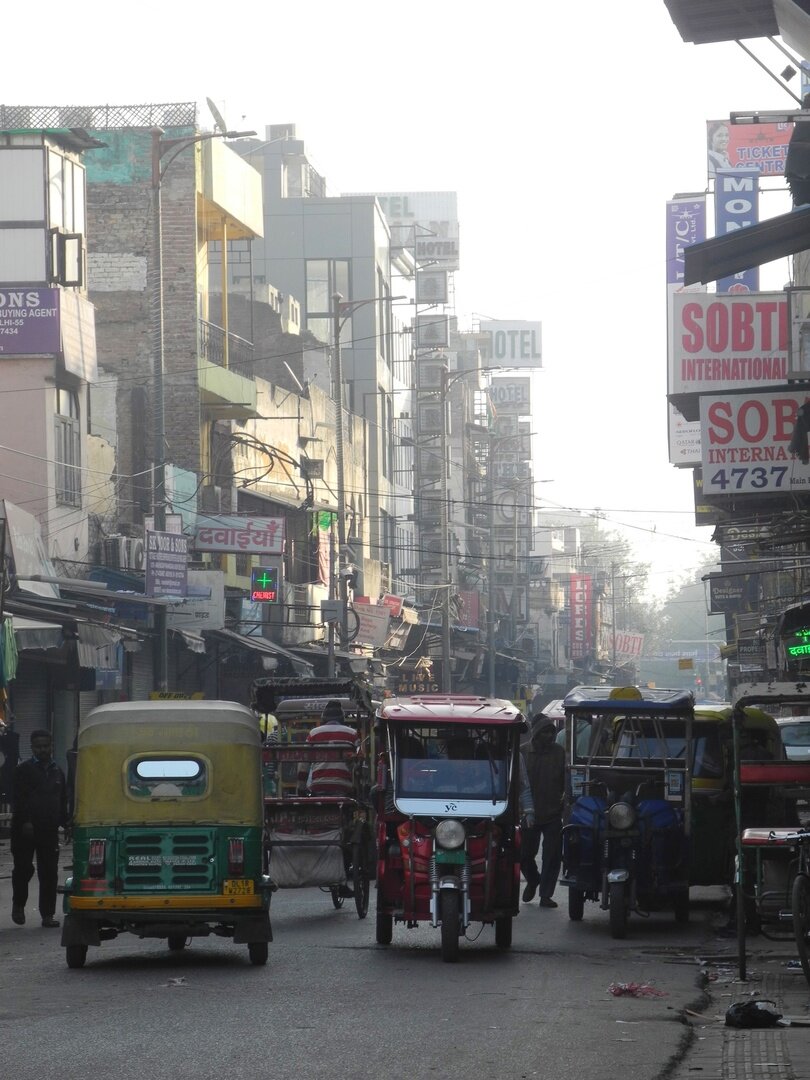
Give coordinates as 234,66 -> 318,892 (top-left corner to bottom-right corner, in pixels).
68,894 -> 265,911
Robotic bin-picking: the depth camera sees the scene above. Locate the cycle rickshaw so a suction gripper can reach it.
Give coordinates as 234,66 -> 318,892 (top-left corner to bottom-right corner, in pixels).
250,677 -> 376,918
729,681 -> 810,984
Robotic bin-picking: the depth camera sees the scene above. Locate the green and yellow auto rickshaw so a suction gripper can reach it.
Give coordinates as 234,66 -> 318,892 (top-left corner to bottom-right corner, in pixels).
59,700 -> 273,969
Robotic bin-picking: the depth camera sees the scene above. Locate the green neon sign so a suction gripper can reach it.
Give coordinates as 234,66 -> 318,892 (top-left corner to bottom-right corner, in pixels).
250,566 -> 279,603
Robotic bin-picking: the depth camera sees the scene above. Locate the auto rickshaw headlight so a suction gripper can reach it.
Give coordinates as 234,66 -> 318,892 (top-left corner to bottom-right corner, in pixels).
435,819 -> 465,850
608,802 -> 636,830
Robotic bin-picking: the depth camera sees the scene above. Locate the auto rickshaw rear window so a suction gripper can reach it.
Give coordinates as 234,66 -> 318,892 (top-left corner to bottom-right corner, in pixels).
127,757 -> 208,798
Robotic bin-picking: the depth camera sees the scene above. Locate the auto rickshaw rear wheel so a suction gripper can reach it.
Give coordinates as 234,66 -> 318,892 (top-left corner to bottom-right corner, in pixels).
376,911 -> 393,945
65,944 -> 87,970
330,886 -> 345,909
495,916 -> 512,948
167,935 -> 187,951
440,891 -> 460,963
673,890 -> 690,924
248,941 -> 268,966
609,882 -> 628,939
568,888 -> 585,921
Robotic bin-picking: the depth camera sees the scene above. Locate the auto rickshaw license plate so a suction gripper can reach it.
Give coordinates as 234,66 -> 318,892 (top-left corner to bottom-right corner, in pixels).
223,879 -> 254,896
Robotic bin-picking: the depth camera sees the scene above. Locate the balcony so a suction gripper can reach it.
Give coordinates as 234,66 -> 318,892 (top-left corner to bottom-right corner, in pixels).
198,319 -> 258,420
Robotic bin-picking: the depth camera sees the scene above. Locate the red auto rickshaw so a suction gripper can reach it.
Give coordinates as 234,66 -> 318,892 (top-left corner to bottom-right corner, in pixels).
374,695 -> 526,962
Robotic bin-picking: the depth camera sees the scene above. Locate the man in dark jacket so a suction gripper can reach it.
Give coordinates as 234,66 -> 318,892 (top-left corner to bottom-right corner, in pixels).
521,714 -> 566,907
11,729 -> 68,928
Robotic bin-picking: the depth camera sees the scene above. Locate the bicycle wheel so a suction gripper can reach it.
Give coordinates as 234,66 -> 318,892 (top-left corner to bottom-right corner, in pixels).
792,873 -> 810,986
330,885 -> 345,909
352,841 -> 370,919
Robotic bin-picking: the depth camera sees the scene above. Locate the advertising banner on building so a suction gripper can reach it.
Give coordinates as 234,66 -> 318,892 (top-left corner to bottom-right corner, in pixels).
146,530 -> 189,598
363,192 -> 460,270
613,631 -> 644,661
415,314 -> 449,349
569,574 -> 592,661
666,197 -> 706,287
480,321 -> 542,369
700,389 -> 810,494
0,288 -> 60,356
352,602 -> 391,648
488,377 -> 531,414
669,292 -> 789,397
706,119 -> 792,179
715,170 -> 760,294
193,515 -> 285,554
669,403 -> 702,467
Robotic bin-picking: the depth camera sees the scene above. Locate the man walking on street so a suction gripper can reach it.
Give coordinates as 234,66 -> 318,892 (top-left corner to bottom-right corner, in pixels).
521,713 -> 565,908
11,729 -> 68,928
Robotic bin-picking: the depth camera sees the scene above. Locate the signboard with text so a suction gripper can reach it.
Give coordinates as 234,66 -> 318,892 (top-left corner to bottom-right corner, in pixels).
0,287 -> 60,355
352,602 -> 391,648
706,118 -> 791,179
569,574 -> 592,661
481,321 -> 542,369
250,566 -> 279,603
146,530 -> 188,598
666,197 -> 706,287
669,292 -> 789,397
194,515 -> 285,554
715,170 -> 760,294
700,389 -> 810,494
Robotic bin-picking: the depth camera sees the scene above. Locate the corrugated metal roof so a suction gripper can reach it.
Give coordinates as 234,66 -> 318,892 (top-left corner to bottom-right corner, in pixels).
662,0 -> 779,43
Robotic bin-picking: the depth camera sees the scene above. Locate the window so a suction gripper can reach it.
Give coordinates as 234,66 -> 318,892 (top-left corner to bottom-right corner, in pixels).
127,757 -> 208,799
54,388 -> 81,507
305,259 -> 351,344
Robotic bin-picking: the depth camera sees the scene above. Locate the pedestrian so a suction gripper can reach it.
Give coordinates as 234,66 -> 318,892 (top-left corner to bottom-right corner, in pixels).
521,713 -> 565,908
11,729 -> 68,928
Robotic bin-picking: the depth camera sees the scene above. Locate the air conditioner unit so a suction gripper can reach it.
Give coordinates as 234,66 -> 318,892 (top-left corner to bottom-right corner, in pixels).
102,536 -> 145,571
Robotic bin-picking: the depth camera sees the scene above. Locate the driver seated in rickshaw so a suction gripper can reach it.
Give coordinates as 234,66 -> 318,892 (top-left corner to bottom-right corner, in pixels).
297,699 -> 360,798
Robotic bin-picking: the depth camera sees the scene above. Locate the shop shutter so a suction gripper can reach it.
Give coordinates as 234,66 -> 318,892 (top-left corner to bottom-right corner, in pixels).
10,665 -> 49,753
129,646 -> 153,701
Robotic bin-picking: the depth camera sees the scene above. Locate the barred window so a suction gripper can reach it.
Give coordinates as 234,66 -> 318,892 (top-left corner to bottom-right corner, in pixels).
54,388 -> 81,507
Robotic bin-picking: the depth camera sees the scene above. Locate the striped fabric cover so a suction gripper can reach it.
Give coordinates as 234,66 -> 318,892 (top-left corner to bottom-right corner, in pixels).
305,722 -> 360,796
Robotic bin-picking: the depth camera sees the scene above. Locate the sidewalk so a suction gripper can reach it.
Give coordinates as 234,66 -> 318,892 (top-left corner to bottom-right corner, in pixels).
672,936 -> 810,1080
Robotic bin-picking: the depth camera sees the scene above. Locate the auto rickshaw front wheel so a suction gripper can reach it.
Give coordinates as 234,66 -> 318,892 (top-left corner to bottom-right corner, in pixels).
167,935 -> 187,952
673,890 -> 690,924
248,941 -> 268,966
65,944 -> 87,970
440,891 -> 460,963
352,842 -> 370,919
609,882 -> 628,939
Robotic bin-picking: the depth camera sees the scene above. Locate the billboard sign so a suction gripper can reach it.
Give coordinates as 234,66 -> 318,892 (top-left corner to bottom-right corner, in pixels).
569,574 -> 593,661
707,119 -> 792,179
715,170 -> 759,294
194,515 -> 285,554
0,288 -> 60,356
488,377 -> 531,414
666,197 -> 706,287
352,602 -> 391,648
371,192 -> 460,270
481,320 -> 542,368
146,530 -> 189,598
669,292 -> 789,397
700,390 -> 810,494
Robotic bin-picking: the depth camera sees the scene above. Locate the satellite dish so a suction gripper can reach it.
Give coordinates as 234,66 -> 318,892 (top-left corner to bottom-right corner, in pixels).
206,97 -> 229,134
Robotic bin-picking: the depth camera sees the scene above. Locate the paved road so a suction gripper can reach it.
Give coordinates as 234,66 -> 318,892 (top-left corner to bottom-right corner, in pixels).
1,839 -> 807,1080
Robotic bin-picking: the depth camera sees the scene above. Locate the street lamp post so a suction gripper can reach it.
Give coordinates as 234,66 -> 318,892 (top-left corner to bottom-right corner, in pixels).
150,125 -> 254,691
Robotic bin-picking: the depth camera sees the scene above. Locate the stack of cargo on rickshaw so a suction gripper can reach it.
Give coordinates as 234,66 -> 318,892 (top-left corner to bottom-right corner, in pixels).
59,700 -> 273,968
251,677 -> 376,918
560,686 -> 694,938
374,694 -> 527,962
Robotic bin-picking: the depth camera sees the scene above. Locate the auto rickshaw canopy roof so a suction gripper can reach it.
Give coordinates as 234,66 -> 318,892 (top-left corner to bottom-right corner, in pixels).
563,686 -> 694,716
79,699 -> 260,748
378,695 -> 526,727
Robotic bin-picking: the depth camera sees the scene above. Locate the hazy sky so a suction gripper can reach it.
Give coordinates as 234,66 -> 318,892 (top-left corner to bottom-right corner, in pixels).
10,1 -> 803,599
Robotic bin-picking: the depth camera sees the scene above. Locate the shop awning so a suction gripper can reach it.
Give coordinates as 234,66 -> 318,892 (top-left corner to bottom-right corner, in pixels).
76,624 -> 122,669
171,629 -> 206,654
12,615 -> 65,651
662,0 -> 778,44
683,203 -> 810,285
208,629 -> 315,676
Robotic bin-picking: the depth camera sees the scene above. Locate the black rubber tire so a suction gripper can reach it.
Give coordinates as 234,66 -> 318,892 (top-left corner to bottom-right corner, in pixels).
440,891 -> 460,963
248,941 -> 268,966
609,882 -> 628,940
673,890 -> 690,924
568,888 -> 585,921
376,911 -> 393,945
495,916 -> 512,948
792,873 -> 810,987
66,944 -> 87,970
167,935 -> 187,952
352,842 -> 370,919
330,885 -> 345,909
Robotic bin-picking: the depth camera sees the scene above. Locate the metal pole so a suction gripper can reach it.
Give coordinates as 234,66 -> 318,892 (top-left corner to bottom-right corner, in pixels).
439,368 -> 452,692
332,292 -> 350,652
327,525 -> 336,677
151,130 -> 168,692
487,435 -> 496,698
611,562 -> 617,675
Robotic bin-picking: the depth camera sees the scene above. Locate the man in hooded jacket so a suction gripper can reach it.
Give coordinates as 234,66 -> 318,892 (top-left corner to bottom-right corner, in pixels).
521,713 -> 565,907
